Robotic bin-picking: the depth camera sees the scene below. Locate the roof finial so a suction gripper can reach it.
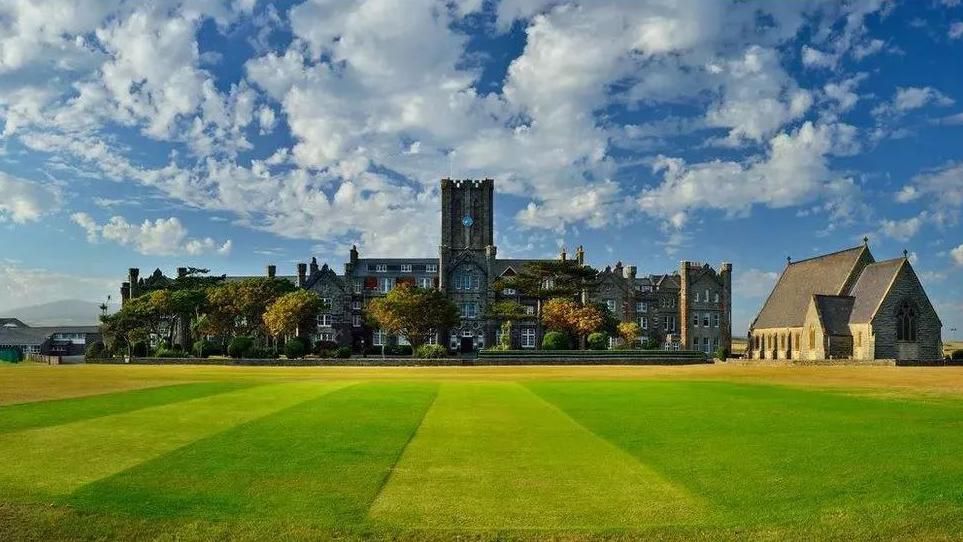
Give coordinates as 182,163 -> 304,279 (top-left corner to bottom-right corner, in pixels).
787,256 -> 792,265
863,236 -> 869,246
903,249 -> 908,259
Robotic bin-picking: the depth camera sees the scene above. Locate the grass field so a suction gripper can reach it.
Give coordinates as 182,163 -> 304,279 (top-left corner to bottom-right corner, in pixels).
2,364 -> 963,540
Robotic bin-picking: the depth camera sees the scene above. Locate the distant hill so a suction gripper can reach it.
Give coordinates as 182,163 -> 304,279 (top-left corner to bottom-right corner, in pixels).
3,299 -> 108,327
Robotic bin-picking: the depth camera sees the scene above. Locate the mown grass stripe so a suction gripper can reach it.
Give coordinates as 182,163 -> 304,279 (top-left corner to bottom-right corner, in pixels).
67,381 -> 438,531
0,381 -> 253,434
526,380 -> 963,530
0,381 -> 353,499
369,381 -> 700,530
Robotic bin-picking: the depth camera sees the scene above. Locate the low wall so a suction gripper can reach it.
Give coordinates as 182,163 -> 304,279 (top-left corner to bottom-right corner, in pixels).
477,350 -> 710,365
725,358 -> 963,367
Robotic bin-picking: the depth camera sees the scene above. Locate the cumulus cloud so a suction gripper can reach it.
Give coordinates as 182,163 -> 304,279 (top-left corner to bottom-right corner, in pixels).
873,86 -> 955,118
734,268 -> 780,299
70,213 -> 231,256
0,171 -> 57,223
897,162 -> 963,209
880,213 -> 926,241
952,244 -> 963,267
949,22 -> 963,40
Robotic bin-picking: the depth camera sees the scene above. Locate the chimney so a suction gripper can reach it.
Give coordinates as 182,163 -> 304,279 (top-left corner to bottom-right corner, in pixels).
177,267 -> 187,279
121,282 -> 131,305
560,246 -> 568,261
267,265 -> 276,278
128,268 -> 140,298
575,245 -> 585,265
297,263 -> 307,287
310,256 -> 319,275
625,265 -> 637,280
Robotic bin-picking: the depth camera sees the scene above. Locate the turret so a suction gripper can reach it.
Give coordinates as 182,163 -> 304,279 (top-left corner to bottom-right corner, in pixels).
296,263 -> 307,287
310,257 -> 319,275
266,265 -> 276,278
575,245 -> 585,265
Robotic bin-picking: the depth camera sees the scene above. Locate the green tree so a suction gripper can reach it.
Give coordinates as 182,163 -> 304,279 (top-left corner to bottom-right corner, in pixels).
99,300 -> 152,358
203,278 -> 296,340
366,284 -> 460,356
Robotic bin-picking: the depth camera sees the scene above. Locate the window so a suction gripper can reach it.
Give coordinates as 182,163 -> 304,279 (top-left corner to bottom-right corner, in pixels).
353,280 -> 362,294
461,302 -> 478,319
462,329 -> 474,337
897,301 -> 917,341
693,336 -> 699,348
640,316 -> 648,330
712,313 -> 720,328
379,277 -> 395,293
856,332 -> 862,348
705,289 -> 710,303
418,277 -> 433,289
664,316 -> 676,332
426,264 -> 438,273
401,264 -> 412,273
637,302 -> 648,313
455,271 -> 476,290
525,305 -> 535,316
702,313 -> 710,327
502,288 -> 517,296
693,313 -> 699,327
714,293 -> 720,303
703,336 -> 710,353
320,297 -> 331,308
318,331 -> 334,342
352,300 -> 362,310
521,328 -> 537,349
809,326 -> 816,350
694,292 -> 700,302
606,299 -> 616,312
352,314 -> 362,327
398,335 -> 410,346
780,334 -> 785,349
373,329 -> 385,346
317,314 -> 332,328
542,278 -> 555,289
376,264 -> 387,273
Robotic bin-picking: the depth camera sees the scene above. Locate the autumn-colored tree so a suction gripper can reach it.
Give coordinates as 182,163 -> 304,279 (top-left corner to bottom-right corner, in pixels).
617,321 -> 641,347
366,284 -> 460,356
542,297 -> 604,349
203,278 -> 296,339
263,290 -> 326,347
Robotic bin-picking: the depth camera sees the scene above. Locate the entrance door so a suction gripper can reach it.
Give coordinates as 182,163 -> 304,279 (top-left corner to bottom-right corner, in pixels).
460,337 -> 474,353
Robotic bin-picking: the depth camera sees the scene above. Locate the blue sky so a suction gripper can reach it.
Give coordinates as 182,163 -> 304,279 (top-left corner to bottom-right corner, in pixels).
0,0 -> 961,337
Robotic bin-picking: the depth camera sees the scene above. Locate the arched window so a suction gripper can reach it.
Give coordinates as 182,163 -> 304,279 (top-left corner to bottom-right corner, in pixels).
808,326 -> 815,350
896,301 -> 917,342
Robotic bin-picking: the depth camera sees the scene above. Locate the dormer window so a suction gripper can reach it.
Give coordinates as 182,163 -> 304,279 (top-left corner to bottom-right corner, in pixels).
376,264 -> 387,273
426,264 -> 438,273
401,264 -> 412,273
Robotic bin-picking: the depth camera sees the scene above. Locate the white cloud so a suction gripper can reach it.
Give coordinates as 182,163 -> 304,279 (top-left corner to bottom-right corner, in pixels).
0,171 -> 57,223
70,213 -> 231,256
951,244 -> 963,267
897,162 -> 963,209
734,268 -> 780,299
873,86 -> 955,118
638,122 -> 858,228
880,213 -> 926,241
949,22 -> 963,40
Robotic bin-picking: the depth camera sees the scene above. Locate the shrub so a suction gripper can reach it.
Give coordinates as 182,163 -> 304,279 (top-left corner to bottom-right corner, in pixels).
952,349 -> 963,360
640,337 -> 661,350
333,346 -> 352,359
192,340 -> 220,359
385,344 -> 413,356
416,344 -> 448,359
85,341 -> 108,360
153,347 -> 182,358
587,332 -> 609,351
714,347 -> 729,361
284,337 -> 309,359
246,347 -> 275,359
228,336 -> 255,359
542,331 -> 570,351
314,340 -> 338,355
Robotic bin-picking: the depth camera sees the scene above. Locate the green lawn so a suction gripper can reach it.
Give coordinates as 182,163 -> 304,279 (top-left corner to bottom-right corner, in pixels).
1,366 -> 962,540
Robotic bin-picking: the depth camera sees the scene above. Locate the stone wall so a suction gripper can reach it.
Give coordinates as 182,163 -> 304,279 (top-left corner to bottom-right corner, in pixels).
871,263 -> 943,360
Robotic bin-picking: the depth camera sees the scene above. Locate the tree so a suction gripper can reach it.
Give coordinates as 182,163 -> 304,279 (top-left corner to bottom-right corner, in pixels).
263,290 -> 326,347
204,278 -> 296,340
366,284 -> 460,355
617,321 -> 641,347
99,300 -> 152,358
542,298 -> 604,349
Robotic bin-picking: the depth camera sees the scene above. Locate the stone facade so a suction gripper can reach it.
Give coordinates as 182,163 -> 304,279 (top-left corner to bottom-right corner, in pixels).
121,178 -> 732,354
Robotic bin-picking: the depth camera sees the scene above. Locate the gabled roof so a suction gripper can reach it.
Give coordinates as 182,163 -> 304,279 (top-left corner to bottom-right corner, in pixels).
812,295 -> 855,336
492,259 -> 553,277
0,318 -> 27,328
754,245 -> 870,329
847,258 -> 906,324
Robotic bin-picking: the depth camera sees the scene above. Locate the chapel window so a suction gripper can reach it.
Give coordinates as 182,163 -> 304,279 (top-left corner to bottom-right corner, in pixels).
896,301 -> 917,342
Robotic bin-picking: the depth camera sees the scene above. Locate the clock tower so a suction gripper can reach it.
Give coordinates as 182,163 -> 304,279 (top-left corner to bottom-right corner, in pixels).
439,178 -> 497,351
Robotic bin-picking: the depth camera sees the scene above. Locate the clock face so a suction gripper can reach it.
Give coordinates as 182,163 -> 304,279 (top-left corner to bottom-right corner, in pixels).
462,215 -> 474,227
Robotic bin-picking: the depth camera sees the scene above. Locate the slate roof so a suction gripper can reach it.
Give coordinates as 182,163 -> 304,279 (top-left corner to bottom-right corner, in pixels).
812,295 -> 855,336
492,259 -> 553,277
223,275 -> 298,284
0,325 -> 99,346
847,258 -> 906,324
754,245 -> 869,329
0,318 -> 27,328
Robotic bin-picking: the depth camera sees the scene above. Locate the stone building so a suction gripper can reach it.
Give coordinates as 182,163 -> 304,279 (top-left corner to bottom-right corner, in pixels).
121,178 -> 731,354
747,240 -> 943,361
